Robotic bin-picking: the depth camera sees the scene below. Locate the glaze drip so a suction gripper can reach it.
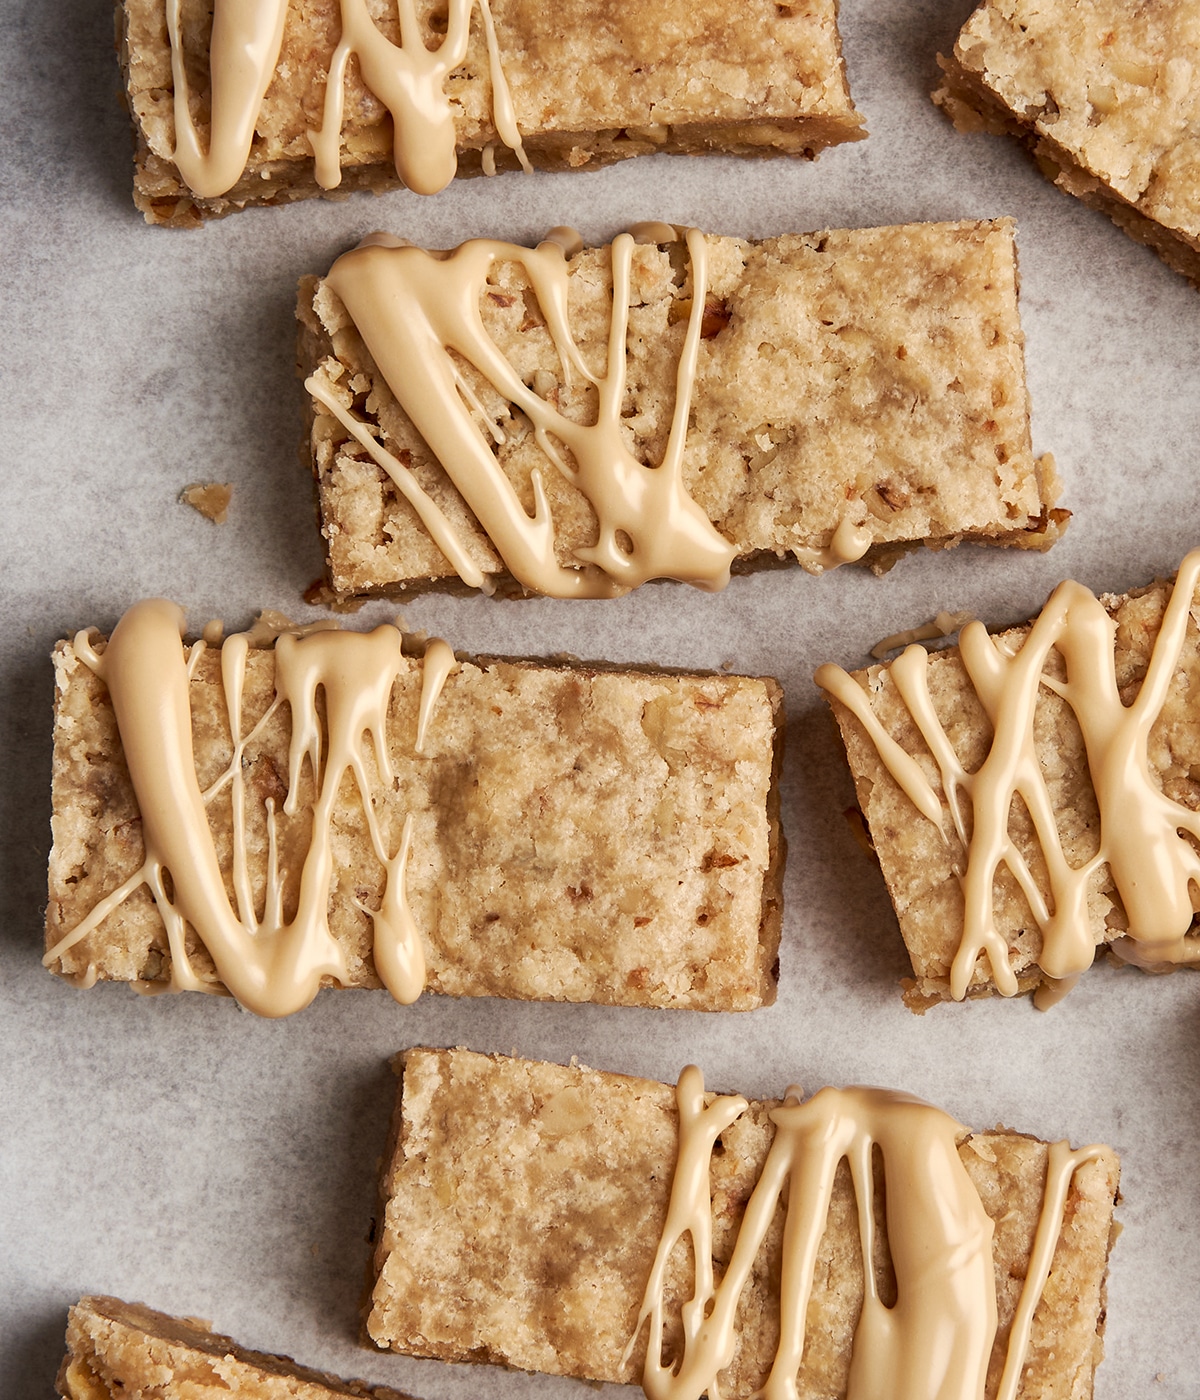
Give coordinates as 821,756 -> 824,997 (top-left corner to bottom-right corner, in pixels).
630,1068 -> 1105,1400
310,228 -> 736,598
793,516 -> 873,574
43,600 -> 453,1017
311,0 -> 529,195
816,550 -> 1200,999
167,0 -> 288,198
165,0 -> 527,199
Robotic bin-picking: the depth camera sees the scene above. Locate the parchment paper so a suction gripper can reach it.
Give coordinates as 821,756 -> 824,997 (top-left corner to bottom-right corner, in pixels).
2,2 -> 1198,1395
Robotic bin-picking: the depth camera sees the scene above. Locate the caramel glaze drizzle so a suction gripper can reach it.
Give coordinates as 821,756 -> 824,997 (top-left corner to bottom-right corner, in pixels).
815,548 -> 1200,1001
629,1068 -> 1105,1400
167,0 -> 288,199
312,0 -> 530,195
166,0 -> 528,200
43,599 -> 457,1018
309,228 -> 737,598
793,517 -> 873,574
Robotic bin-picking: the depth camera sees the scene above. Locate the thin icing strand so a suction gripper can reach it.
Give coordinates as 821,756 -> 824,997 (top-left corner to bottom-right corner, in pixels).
995,1142 -> 1108,1400
305,373 -> 487,589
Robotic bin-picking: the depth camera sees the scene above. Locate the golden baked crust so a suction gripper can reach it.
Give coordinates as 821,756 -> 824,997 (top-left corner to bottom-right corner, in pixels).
119,0 -> 864,225
299,222 -> 1065,601
935,0 -> 1200,288
58,1295 -> 409,1399
368,1049 -> 1119,1399
823,573 -> 1200,1007
46,629 -> 783,1010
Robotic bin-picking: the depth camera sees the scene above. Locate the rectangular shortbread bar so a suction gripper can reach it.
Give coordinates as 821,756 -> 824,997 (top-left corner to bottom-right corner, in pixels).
935,0 -> 1200,287
120,0 -> 864,226
300,220 -> 1064,602
368,1049 -> 1119,1398
47,628 -> 782,1010
58,1296 -> 409,1399
822,571 -> 1200,1008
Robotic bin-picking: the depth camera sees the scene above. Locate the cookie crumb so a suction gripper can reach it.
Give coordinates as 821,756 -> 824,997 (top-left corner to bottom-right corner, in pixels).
181,482 -> 232,524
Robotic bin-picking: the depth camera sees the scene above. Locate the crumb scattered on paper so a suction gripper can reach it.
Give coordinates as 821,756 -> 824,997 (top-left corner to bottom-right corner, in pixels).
181,482 -> 232,523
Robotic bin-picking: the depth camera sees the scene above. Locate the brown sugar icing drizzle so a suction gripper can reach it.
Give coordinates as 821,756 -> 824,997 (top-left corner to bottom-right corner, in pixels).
166,0 -> 288,198
307,227 -> 737,597
630,1067 -> 1106,1400
43,599 -> 457,1017
815,549 -> 1200,1001
166,0 -> 528,199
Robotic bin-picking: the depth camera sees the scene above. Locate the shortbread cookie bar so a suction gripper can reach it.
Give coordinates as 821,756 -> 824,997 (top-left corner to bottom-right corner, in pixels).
58,1295 -> 409,1399
935,0 -> 1200,287
300,220 -> 1065,602
368,1049 -> 1119,1399
817,551 -> 1200,1009
120,0 -> 864,227
46,601 -> 782,1016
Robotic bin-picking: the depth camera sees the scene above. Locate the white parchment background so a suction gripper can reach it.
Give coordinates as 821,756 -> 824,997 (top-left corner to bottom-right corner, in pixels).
1,1 -> 1199,1395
